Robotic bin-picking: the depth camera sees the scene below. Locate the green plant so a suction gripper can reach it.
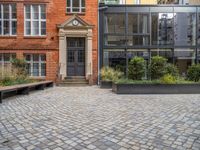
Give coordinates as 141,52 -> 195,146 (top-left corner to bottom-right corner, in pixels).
160,74 -> 176,84
128,57 -> 145,80
150,56 -> 167,80
100,66 -> 123,82
11,58 -> 28,79
165,63 -> 179,78
187,64 -> 200,82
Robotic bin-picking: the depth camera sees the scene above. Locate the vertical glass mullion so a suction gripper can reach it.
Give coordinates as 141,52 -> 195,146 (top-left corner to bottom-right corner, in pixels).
30,5 -> 33,36
9,4 -> 12,35
2,5 -> 4,35
39,5 -> 41,36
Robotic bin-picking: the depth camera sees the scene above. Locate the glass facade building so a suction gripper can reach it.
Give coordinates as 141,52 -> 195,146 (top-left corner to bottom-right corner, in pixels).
99,4 -> 200,76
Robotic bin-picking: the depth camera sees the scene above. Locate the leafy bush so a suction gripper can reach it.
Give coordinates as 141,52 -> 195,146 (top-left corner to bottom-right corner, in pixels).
100,66 -> 123,82
160,74 -> 176,84
11,58 -> 27,77
150,56 -> 167,80
128,57 -> 145,80
187,64 -> 200,82
165,63 -> 179,78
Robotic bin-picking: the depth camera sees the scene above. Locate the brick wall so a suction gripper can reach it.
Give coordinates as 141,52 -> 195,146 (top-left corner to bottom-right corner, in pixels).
0,0 -> 98,83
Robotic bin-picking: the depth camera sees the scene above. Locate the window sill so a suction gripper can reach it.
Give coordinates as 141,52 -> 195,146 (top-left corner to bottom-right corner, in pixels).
24,36 -> 47,39
29,76 -> 46,80
66,12 -> 85,15
0,36 -> 17,39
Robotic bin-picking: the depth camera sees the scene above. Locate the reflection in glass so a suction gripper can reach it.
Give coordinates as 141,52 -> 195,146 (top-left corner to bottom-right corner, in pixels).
103,50 -> 126,72
174,13 -> 196,46
104,36 -> 126,46
152,13 -> 174,45
127,36 -> 149,46
174,49 -> 195,75
104,14 -> 125,33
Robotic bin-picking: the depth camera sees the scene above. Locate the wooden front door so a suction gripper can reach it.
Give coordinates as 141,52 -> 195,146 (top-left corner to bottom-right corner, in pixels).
67,37 -> 85,77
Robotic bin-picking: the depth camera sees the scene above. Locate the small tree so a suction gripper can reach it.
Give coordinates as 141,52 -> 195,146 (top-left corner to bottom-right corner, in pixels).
128,57 -> 145,80
150,56 -> 167,80
187,64 -> 200,82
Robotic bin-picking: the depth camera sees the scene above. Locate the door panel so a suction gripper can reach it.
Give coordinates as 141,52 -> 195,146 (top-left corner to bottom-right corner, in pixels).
67,38 -> 85,76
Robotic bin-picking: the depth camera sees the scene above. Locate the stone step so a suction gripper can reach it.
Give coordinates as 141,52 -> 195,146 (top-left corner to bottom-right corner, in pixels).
57,79 -> 89,87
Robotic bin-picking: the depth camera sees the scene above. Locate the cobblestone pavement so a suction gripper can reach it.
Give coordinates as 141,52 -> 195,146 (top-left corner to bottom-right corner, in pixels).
0,86 -> 200,150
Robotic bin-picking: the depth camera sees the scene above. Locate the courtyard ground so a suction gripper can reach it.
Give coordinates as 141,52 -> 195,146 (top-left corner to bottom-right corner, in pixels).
0,86 -> 200,150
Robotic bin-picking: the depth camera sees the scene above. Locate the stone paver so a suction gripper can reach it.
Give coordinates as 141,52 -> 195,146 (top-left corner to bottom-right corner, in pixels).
0,86 -> 200,150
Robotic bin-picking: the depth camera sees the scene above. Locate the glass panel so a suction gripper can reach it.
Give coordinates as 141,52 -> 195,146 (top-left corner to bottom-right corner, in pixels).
73,0 -> 79,7
0,5 -> 1,19
174,13 -> 196,46
68,51 -> 74,63
104,14 -> 125,33
32,5 -> 39,19
139,14 -> 149,34
103,50 -> 126,72
40,54 -> 46,61
152,13 -> 174,45
25,54 -> 31,61
198,13 -> 200,45
3,20 -> 9,35
11,4 -> 16,19
40,5 -> 46,19
104,36 -> 126,46
26,63 -> 31,75
82,0 -> 85,7
151,49 -> 173,63
41,21 -> 46,35
127,36 -> 149,46
33,54 -> 39,61
32,21 -> 39,35
41,63 -> 46,76
3,5 -> 9,19
78,51 -> 85,63
33,63 -> 39,76
25,21 -> 31,35
12,21 -> 17,35
128,14 -> 137,33
174,49 -> 196,75
25,5 -> 31,19
198,49 -> 200,63
4,54 -> 10,62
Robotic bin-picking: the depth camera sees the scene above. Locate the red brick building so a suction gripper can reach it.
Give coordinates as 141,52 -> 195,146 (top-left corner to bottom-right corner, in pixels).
0,0 -> 98,84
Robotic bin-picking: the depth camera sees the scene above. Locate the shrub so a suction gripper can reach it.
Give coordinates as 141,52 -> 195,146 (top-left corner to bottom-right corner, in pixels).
11,58 -> 27,77
100,66 -> 123,82
160,74 -> 176,84
128,57 -> 145,80
187,64 -> 200,82
165,63 -> 179,78
150,56 -> 167,80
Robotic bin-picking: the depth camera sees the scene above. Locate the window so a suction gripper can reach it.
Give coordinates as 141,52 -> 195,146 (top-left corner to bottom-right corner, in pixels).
0,53 -> 16,72
66,0 -> 85,13
24,5 -> 46,36
25,54 -> 46,77
0,4 -> 17,36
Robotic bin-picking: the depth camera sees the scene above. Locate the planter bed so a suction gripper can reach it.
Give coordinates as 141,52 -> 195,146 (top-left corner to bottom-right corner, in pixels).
100,80 -> 112,89
112,83 -> 200,94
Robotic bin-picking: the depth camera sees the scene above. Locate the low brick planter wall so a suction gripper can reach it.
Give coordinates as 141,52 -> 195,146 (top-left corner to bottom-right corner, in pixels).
112,83 -> 200,94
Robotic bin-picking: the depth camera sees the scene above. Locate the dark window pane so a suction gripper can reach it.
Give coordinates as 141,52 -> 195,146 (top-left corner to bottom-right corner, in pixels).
40,54 -> 46,61
3,20 -> 9,35
78,51 -> 85,63
41,21 -> 46,35
73,0 -> 79,8
12,21 -> 17,35
33,54 -> 39,61
32,5 -> 39,19
25,5 -> 31,19
67,0 -> 71,7
41,63 -> 46,76
82,0 -> 85,7
128,14 -> 138,33
104,36 -> 126,46
68,51 -> 74,63
11,4 -> 16,19
26,63 -> 31,75
41,5 -> 46,19
139,14 -> 149,34
3,5 -> 9,19
4,54 -> 10,61
33,63 -> 39,76
25,54 -> 31,61
25,21 -> 31,35
33,21 -> 39,35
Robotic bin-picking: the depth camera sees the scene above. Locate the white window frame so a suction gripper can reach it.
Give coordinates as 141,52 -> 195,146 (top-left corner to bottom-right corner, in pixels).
25,54 -> 46,77
0,4 -> 17,36
66,0 -> 85,13
24,4 -> 46,36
